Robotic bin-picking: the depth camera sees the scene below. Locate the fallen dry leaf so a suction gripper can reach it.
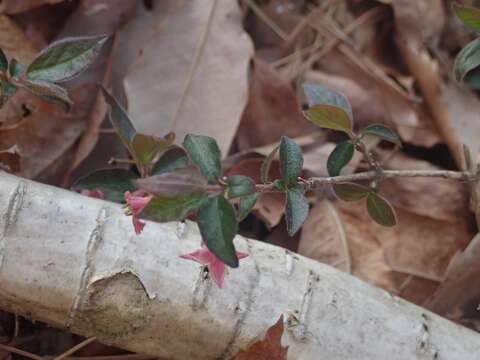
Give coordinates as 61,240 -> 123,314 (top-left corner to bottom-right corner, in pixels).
119,0 -> 253,155
0,0 -> 64,14
299,199 -> 471,301
427,233 -> 480,319
380,152 -> 470,223
234,316 -> 287,360
236,58 -> 312,150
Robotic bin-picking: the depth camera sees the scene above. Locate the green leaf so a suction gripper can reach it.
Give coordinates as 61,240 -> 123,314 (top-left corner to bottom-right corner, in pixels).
8,58 -> 21,78
197,195 -> 239,267
260,145 -> 279,184
453,3 -> 480,32
142,193 -> 205,223
227,175 -> 256,198
366,192 -> 397,227
279,136 -> 303,187
238,192 -> 260,221
72,168 -> 137,203
304,105 -> 353,133
130,132 -> 175,166
333,183 -> 370,202
18,78 -> 72,108
327,142 -> 354,176
0,48 -> 7,73
183,134 -> 221,185
285,185 -> 309,236
362,124 -> 401,146
134,166 -> 207,197
100,86 -> 136,150
3,82 -> 16,97
26,35 -> 108,82
151,146 -> 189,175
303,83 -> 353,119
454,37 -> 480,81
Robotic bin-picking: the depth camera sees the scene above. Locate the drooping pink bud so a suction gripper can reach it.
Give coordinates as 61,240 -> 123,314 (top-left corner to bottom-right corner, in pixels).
180,245 -> 248,288
124,190 -> 153,235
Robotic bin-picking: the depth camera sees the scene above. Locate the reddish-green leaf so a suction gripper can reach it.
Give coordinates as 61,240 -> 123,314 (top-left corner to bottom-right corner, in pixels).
333,183 -> 370,202
304,105 -> 353,133
152,146 -> 189,175
130,132 -> 175,166
454,3 -> 480,32
142,193 -> 205,223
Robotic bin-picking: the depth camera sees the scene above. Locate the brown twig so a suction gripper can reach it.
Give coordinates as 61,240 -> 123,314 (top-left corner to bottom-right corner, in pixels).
53,337 -> 97,360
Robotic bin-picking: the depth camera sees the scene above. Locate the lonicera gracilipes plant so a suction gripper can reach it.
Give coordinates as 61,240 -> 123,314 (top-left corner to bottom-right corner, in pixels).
4,4 -> 480,289
0,35 -> 107,109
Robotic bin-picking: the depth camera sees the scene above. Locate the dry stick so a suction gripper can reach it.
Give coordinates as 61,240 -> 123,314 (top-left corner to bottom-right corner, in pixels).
53,337 -> 97,360
169,0 -> 218,130
0,344 -> 45,360
242,0 -> 288,40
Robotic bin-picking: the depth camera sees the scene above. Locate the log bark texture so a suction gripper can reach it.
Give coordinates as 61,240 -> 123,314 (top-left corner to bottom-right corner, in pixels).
0,172 -> 478,359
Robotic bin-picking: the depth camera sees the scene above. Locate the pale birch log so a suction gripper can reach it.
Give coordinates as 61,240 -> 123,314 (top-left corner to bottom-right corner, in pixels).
0,171 -> 478,359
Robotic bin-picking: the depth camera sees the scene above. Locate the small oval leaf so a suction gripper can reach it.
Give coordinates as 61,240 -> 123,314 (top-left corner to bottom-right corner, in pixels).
142,193 -> 205,223
333,182 -> 370,202
238,192 -> 260,221
304,105 -> 353,133
279,136 -> 303,187
130,132 -> 175,166
260,145 -> 279,184
72,168 -> 138,203
362,124 -> 401,146
366,192 -> 397,227
285,185 -> 309,236
26,35 -> 108,82
18,78 -> 72,108
134,166 -> 207,197
302,83 -> 353,119
227,175 -> 256,198
183,134 -> 222,185
454,37 -> 480,81
327,142 -> 354,176
454,3 -> 480,32
100,86 -> 136,150
152,146 -> 189,175
197,195 -> 239,267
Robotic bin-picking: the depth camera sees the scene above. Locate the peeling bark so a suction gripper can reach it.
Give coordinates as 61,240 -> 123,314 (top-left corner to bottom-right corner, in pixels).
0,172 -> 479,359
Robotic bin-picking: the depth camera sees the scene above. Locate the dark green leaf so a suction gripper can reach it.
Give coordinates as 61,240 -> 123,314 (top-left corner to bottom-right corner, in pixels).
285,185 -> 309,236
134,166 -> 207,197
0,48 -> 7,73
152,146 -> 189,175
454,3 -> 480,32
227,175 -> 256,198
3,82 -> 16,97
8,58 -> 21,78
366,192 -> 397,227
454,37 -> 480,81
304,105 -> 353,133
333,183 -> 370,202
26,35 -> 108,82
279,136 -> 303,187
18,78 -> 72,107
72,168 -> 137,203
142,193 -> 205,223
100,86 -> 136,150
130,132 -> 175,166
362,124 -> 401,146
197,195 -> 239,267
327,142 -> 354,176
260,145 -> 279,184
238,192 -> 260,221
183,134 -> 221,185
302,83 -> 353,119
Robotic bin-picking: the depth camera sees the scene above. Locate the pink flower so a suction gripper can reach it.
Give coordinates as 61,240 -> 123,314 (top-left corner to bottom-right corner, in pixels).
180,245 -> 248,288
124,190 -> 153,235
80,189 -> 105,199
